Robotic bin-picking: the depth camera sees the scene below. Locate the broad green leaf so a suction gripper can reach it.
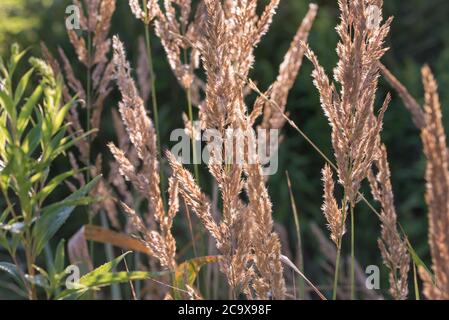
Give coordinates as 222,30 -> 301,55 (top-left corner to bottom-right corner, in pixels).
39,196 -> 95,214
35,170 -> 76,205
17,85 -> 43,132
0,262 -> 24,287
0,113 -> 9,157
55,239 -> 66,274
0,236 -> 10,253
0,121 -> 11,147
26,273 -> 50,290
53,98 -> 75,135
57,252 -> 133,299
79,251 -> 131,283
0,56 -> 8,79
21,125 -> 41,155
0,162 -> 12,191
32,176 -> 101,256
14,68 -> 34,106
57,270 -> 165,300
0,205 -> 13,224
0,90 -> 16,121
8,45 -> 28,75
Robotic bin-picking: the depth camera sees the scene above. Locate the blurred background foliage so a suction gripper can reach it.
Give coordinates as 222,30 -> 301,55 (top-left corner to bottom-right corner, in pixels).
1,0 -> 448,298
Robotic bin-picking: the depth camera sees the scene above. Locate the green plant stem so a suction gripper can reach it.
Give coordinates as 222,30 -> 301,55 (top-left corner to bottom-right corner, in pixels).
86,31 -> 94,260
332,242 -> 342,300
141,0 -> 161,155
332,195 -> 348,300
286,171 -> 305,299
182,47 -> 200,185
413,262 -> 420,300
143,22 -> 167,208
350,203 -> 355,300
144,26 -> 161,156
187,88 -> 200,185
24,231 -> 36,299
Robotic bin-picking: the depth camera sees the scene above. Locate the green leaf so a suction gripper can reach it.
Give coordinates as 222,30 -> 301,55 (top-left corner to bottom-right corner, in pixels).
35,170 -> 76,205
0,205 -> 13,224
0,159 -> 13,190
0,90 -> 16,121
26,273 -> 50,290
54,239 -> 66,273
53,98 -> 75,135
175,256 -> 220,288
0,262 -> 24,287
8,45 -> 28,75
57,252 -> 133,299
0,121 -> 11,146
17,85 -> 43,132
0,113 -> 10,157
32,176 -> 101,256
407,239 -> 432,278
53,129 -> 97,158
14,68 -> 34,106
80,251 -> 131,283
58,270 -> 164,300
21,125 -> 41,155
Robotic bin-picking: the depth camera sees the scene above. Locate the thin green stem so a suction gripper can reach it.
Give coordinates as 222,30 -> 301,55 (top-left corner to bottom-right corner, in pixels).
143,21 -> 167,207
246,74 -> 426,300
350,203 -> 355,300
182,47 -> 200,185
86,31 -> 94,259
144,26 -> 161,155
413,262 -> 420,300
24,230 -> 36,299
187,88 -> 200,185
332,242 -> 342,300
286,171 -> 305,299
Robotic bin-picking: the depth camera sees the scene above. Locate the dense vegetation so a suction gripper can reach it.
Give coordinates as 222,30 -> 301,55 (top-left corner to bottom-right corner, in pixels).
0,0 -> 448,300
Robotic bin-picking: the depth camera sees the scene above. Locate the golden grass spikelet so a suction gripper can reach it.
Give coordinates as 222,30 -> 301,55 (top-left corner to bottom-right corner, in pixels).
368,145 -> 409,300
129,0 -> 159,24
321,164 -> 345,246
109,36 -> 180,271
419,65 -> 449,299
121,202 -> 177,270
153,0 -> 205,99
261,3 -> 318,130
68,0 -> 116,67
68,29 -> 88,66
111,35 -> 164,220
166,151 -> 221,245
304,0 -> 392,203
193,0 -> 286,299
246,162 -> 286,300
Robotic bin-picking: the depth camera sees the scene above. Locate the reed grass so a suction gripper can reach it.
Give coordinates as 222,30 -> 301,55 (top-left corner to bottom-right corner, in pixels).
2,0 -> 449,301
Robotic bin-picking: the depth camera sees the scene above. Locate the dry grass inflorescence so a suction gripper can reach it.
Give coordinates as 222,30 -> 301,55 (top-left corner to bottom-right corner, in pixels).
1,0 -> 449,301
